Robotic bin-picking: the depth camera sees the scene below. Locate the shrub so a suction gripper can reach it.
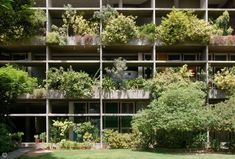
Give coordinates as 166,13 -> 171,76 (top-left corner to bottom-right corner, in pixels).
211,11 -> 233,36
59,139 -> 93,150
105,57 -> 128,89
157,10 -> 213,45
214,67 -> 235,91
0,124 -> 23,154
104,129 -> 138,149
102,14 -> 138,44
102,76 -> 118,91
0,65 -> 38,115
47,66 -> 93,98
138,23 -> 157,42
93,5 -> 118,25
62,4 -> 98,36
73,122 -> 99,142
125,77 -> 146,90
46,25 -> 67,45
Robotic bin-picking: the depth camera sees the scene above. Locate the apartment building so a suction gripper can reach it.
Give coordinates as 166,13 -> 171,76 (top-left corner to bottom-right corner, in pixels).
0,0 -> 234,143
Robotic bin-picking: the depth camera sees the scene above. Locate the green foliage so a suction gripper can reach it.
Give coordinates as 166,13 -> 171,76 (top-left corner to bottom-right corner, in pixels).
212,95 -> 235,131
138,23 -> 157,42
59,139 -> 92,149
102,76 -> 118,91
104,129 -> 139,149
125,77 -> 146,90
211,11 -> 233,36
157,10 -> 213,45
0,0 -> 46,42
132,80 -> 209,149
146,65 -> 201,98
102,14 -> 138,44
214,67 -> 235,91
39,132 -> 46,142
62,4 -> 98,36
73,122 -> 99,142
105,57 -> 127,89
46,25 -> 67,45
0,65 -> 38,115
93,5 -> 118,25
51,119 -> 74,141
47,66 -> 93,98
0,123 -> 23,153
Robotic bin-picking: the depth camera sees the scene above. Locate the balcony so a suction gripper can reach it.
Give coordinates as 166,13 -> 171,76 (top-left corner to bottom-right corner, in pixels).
18,89 -> 151,100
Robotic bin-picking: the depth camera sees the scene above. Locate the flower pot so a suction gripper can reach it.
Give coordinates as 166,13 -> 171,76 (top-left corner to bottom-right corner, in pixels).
67,36 -> 76,45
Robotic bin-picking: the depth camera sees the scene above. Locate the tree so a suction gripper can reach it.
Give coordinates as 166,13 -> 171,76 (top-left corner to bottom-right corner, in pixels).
0,0 -> 46,42
132,81 -> 209,148
0,65 -> 37,119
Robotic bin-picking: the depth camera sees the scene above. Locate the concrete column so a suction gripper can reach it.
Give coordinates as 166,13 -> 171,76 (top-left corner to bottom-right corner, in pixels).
27,52 -> 32,76
138,53 -> 143,77
69,101 -> 74,140
119,0 -> 123,8
174,0 -> 179,8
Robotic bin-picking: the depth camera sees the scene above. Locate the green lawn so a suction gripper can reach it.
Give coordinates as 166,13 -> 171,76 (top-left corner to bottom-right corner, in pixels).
18,149 -> 235,159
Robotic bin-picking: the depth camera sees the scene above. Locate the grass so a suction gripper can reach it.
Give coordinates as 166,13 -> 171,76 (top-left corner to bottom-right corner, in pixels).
18,149 -> 235,159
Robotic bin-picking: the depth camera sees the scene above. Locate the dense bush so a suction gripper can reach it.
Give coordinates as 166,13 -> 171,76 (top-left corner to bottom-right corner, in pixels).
59,139 -> 93,149
104,129 -> 140,149
145,65 -> 205,98
132,80 -> 210,149
211,11 -> 233,36
102,14 -> 138,44
157,10 -> 213,45
138,23 -> 157,42
213,67 -> 235,92
50,120 -> 98,143
47,66 -> 93,98
0,0 -> 46,42
0,124 -> 24,154
0,65 -> 38,115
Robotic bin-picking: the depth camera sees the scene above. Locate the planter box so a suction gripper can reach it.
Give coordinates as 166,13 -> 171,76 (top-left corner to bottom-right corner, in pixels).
67,36 -> 100,45
102,90 -> 150,99
209,88 -> 227,99
1,36 -> 45,46
128,38 -> 152,45
18,89 -> 150,100
210,35 -> 235,46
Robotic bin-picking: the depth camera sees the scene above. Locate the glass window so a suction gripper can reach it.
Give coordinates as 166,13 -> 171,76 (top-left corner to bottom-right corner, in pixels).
104,102 -> 119,113
230,55 -> 235,61
121,103 -> 134,114
214,55 -> 227,61
183,54 -> 196,61
104,116 -> 119,129
88,103 -> 100,113
74,102 -> 86,114
168,54 -> 181,61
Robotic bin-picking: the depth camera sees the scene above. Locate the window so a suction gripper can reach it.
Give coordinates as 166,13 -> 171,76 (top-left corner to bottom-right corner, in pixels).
230,54 -> 235,61
183,54 -> 196,61
74,102 -> 87,114
168,54 -> 181,61
104,102 -> 119,113
214,54 -> 227,61
88,103 -> 100,113
121,102 -> 134,114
